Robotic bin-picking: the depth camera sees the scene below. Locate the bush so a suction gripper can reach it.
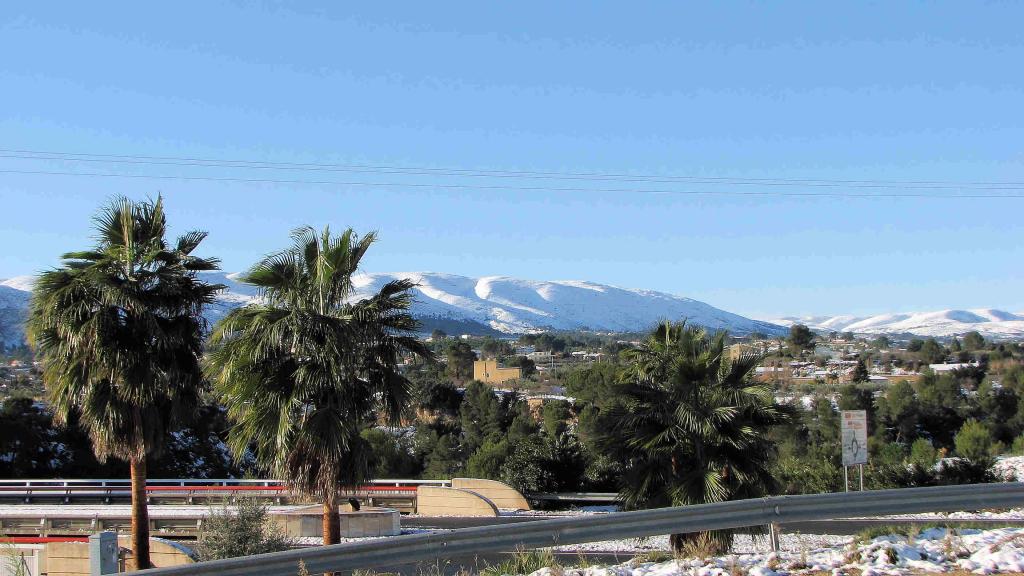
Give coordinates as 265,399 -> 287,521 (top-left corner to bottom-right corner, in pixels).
480,547 -> 557,576
194,499 -> 293,561
466,439 -> 509,479
954,420 -> 993,464
909,438 -> 938,469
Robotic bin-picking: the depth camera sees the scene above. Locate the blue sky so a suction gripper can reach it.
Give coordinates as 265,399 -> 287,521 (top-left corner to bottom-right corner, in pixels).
1,2 -> 1022,318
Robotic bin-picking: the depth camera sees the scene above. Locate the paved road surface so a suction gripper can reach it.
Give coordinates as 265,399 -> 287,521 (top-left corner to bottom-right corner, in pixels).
405,514 -> 1024,535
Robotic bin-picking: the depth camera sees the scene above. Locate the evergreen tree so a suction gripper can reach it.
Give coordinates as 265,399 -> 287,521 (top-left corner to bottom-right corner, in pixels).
851,359 -> 870,383
460,381 -> 505,454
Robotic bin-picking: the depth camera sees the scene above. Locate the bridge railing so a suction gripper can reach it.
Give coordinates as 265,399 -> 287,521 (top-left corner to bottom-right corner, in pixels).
0,479 -> 445,501
0,478 -> 449,488
131,482 -> 1024,576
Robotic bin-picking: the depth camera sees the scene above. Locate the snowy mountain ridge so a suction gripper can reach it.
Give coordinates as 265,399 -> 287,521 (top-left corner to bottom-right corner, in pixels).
765,309 -> 1024,339
0,272 -> 785,347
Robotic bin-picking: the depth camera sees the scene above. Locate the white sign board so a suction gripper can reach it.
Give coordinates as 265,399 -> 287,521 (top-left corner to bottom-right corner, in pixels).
841,410 -> 868,466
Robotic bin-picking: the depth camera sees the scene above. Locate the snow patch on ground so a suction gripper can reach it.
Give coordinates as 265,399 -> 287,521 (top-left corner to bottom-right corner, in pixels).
531,527 -> 1024,576
994,456 -> 1024,482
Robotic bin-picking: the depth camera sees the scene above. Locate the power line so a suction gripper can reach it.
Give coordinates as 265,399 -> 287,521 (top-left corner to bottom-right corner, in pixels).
1,147 -> 1024,191
2,168 -> 1023,199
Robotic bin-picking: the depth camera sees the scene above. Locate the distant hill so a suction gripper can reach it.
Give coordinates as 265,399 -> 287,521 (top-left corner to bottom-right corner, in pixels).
0,271 -> 786,347
765,309 -> 1024,339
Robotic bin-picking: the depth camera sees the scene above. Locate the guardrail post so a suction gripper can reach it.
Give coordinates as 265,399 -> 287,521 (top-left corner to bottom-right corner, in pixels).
89,531 -> 119,575
768,523 -> 781,552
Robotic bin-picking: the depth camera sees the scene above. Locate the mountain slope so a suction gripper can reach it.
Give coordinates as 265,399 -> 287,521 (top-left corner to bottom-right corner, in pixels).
768,309 -> 1024,338
0,272 -> 784,346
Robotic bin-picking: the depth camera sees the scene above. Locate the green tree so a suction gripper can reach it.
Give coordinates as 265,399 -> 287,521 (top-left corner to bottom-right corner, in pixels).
908,438 -> 938,469
787,324 -> 815,354
423,434 -> 462,479
363,428 -> 420,478
851,359 -> 870,383
914,373 -> 966,448
445,341 -> 477,382
919,339 -> 947,364
877,380 -> 919,443
595,322 -> 788,554
954,419 -> 993,464
466,439 -> 510,479
564,362 -> 620,408
501,437 -> 554,493
962,331 -> 985,351
480,337 -> 514,359
195,499 -> 292,561
838,384 -> 875,427
512,356 -> 537,378
542,399 -> 572,438
26,196 -> 220,569
205,227 -> 432,545
460,381 -> 505,454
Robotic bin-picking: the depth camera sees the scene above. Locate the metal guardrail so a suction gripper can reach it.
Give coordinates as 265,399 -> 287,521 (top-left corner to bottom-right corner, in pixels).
0,478 -> 450,488
135,482 -> 1024,576
527,491 -> 618,502
0,479 -> 437,504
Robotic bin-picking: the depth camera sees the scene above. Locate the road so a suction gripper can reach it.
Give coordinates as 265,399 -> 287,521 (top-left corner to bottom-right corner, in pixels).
386,515 -> 1024,575
405,514 -> 1024,535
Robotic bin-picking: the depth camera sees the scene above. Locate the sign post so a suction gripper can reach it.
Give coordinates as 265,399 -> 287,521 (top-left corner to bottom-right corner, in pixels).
841,410 -> 868,491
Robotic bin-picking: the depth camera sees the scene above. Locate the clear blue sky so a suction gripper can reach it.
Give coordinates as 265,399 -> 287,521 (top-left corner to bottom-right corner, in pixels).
1,3 -> 1022,318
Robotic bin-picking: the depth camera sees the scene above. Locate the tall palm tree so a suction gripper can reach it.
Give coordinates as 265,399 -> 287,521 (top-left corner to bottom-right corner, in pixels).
205,226 -> 433,545
596,322 -> 789,554
26,196 -> 221,569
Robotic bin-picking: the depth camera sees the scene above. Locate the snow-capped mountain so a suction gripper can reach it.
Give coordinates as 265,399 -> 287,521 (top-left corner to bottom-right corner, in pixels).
767,309 -> 1024,339
0,272 -> 786,347
0,280 -> 30,348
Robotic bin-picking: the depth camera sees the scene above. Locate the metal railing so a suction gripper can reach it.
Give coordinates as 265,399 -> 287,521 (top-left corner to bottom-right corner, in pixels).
526,491 -> 618,502
135,482 -> 1024,576
0,478 -> 449,488
0,479 -> 443,503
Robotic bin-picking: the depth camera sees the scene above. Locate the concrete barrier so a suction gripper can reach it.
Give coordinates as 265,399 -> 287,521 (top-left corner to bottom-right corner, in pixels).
0,504 -> 400,539
45,537 -> 194,576
273,506 -> 400,538
415,486 -> 499,517
451,478 -> 531,511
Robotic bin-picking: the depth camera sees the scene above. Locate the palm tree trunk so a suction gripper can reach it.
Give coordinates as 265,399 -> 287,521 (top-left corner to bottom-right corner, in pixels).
130,457 -> 151,570
322,494 -> 340,545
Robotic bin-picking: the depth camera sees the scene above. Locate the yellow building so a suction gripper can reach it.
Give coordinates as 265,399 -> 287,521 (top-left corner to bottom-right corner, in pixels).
473,359 -> 522,385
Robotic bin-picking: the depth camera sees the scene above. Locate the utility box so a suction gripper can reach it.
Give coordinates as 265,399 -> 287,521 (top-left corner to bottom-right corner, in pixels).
89,531 -> 119,575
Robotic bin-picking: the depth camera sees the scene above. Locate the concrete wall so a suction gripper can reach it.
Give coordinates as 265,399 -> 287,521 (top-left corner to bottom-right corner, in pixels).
272,507 -> 400,538
473,360 -> 521,385
415,486 -> 499,517
45,537 -> 194,576
451,478 -> 531,511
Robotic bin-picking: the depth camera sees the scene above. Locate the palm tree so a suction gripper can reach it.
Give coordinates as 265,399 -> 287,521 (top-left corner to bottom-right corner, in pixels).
205,226 -> 433,545
595,322 -> 789,555
26,196 -> 221,569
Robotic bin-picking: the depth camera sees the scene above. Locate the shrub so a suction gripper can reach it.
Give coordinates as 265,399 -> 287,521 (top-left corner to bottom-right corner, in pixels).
909,438 -> 938,469
194,499 -> 293,561
954,420 -> 993,464
480,547 -> 558,576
